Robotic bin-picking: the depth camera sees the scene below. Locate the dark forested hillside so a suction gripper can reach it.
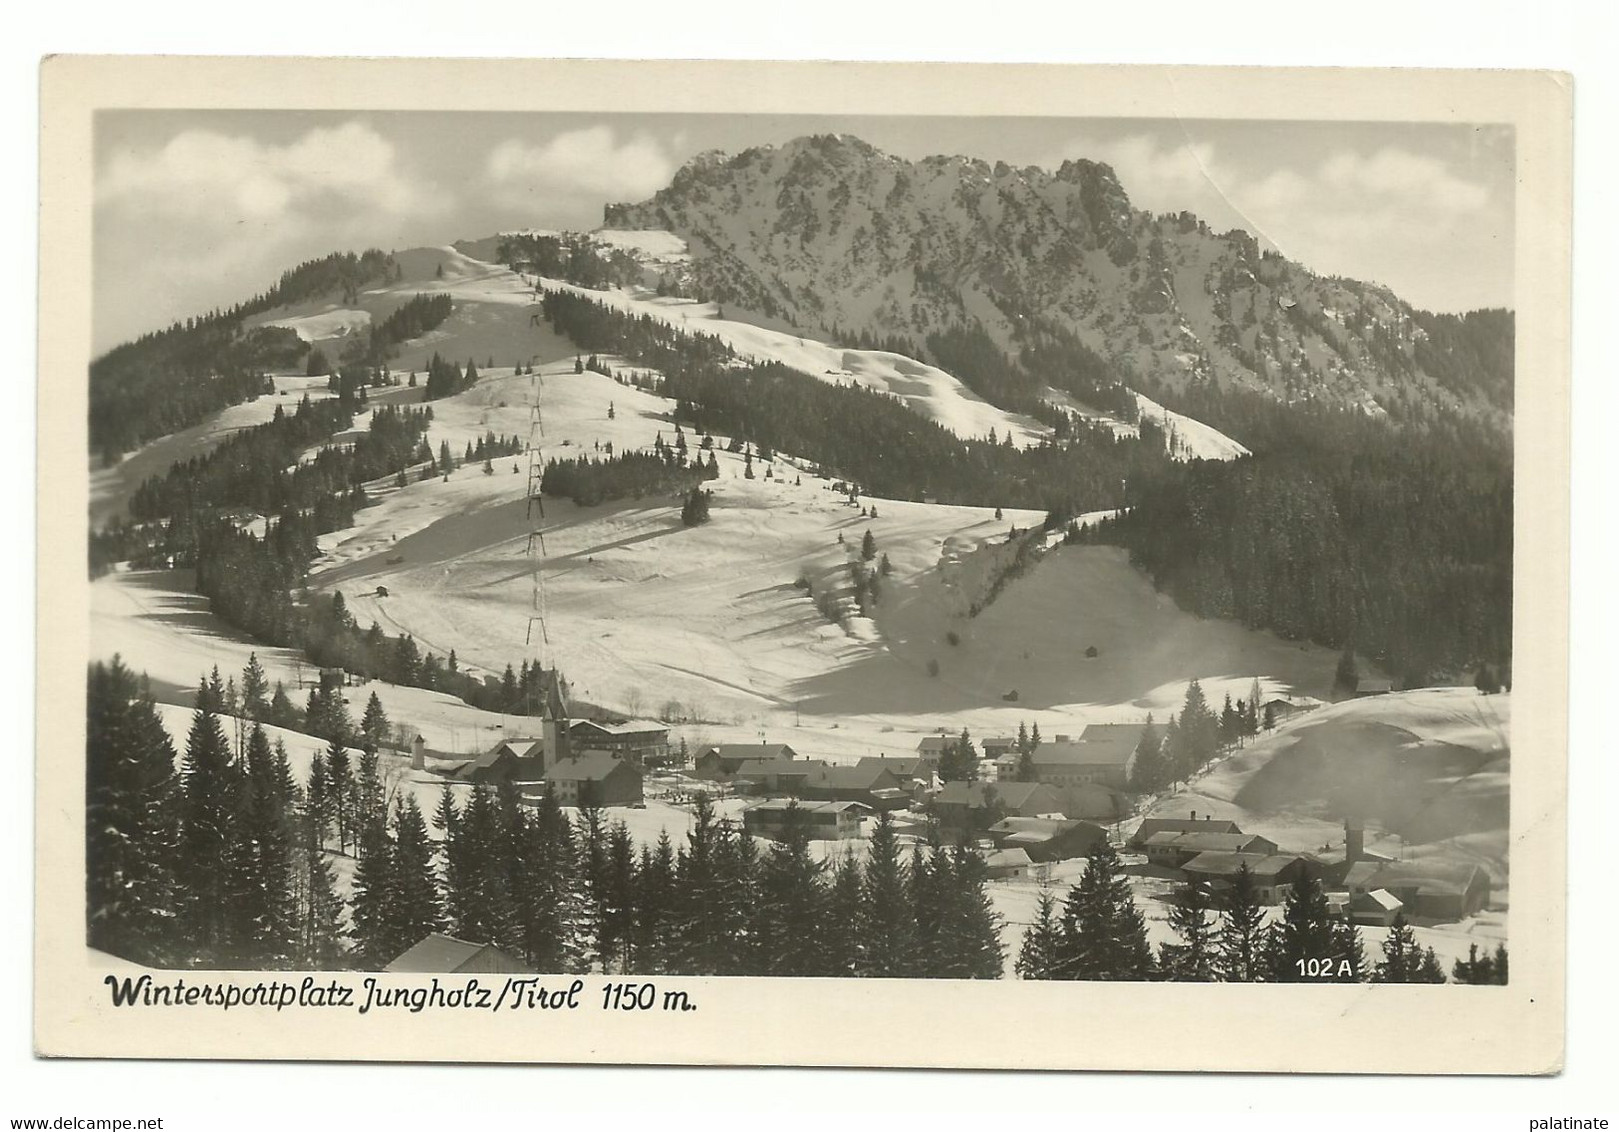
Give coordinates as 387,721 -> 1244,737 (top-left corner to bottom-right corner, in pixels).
90,249 -> 397,462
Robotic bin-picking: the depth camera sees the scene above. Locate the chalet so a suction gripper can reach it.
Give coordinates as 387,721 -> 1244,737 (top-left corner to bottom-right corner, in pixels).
1340,861 -> 1491,921
988,816 -> 1109,862
730,756 -> 828,795
980,736 -> 1019,761
568,719 -> 671,767
799,763 -> 909,810
856,755 -> 934,789
916,735 -> 956,757
984,848 -> 1033,881
384,933 -> 534,975
934,781 -> 1064,830
1144,830 -> 1280,869
1353,677 -> 1395,698
539,753 -> 644,807
694,743 -> 800,780
1180,852 -> 1309,904
742,799 -> 868,841
1127,814 -> 1244,852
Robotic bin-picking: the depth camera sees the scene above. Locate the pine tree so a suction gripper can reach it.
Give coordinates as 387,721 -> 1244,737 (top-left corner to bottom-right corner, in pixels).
86,658 -> 180,966
1055,839 -> 1154,980
1160,880 -> 1219,981
861,529 -> 877,561
1216,861 -> 1269,981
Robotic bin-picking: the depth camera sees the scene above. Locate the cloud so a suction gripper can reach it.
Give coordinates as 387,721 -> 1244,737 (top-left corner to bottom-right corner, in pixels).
1319,147 -> 1492,213
98,121 -> 435,226
486,126 -> 674,204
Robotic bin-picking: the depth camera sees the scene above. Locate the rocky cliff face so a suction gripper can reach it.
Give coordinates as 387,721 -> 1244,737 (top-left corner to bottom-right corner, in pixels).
605,133 -> 1508,418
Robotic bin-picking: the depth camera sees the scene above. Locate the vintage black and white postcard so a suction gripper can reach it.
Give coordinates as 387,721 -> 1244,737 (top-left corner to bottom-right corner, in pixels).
36,57 -> 1572,1071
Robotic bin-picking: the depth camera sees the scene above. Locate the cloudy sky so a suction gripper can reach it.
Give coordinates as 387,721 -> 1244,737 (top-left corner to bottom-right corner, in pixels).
93,110 -> 1514,352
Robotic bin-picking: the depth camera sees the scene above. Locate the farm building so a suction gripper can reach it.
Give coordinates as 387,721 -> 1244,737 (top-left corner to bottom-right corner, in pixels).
384,933 -> 534,975
934,781 -> 1065,829
1353,677 -> 1395,698
694,743 -> 801,779
538,753 -> 644,807
1261,697 -> 1316,726
1327,888 -> 1406,928
984,848 -> 1034,880
855,755 -> 935,790
1339,861 -> 1492,921
987,816 -> 1109,862
451,743 -> 545,786
1054,782 -> 1129,822
730,756 -> 829,795
1180,852 -> 1310,905
1144,830 -> 1280,870
1026,728 -> 1145,792
1127,814 -> 1244,852
742,799 -> 868,841
799,763 -> 909,810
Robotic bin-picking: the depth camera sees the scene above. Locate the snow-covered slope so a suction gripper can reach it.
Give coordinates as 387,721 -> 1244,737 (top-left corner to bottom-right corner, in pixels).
534,277 -> 1052,447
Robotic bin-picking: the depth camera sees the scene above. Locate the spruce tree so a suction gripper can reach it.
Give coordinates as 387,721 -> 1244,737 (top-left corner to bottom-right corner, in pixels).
349,814 -> 396,965
359,692 -> 389,751
1372,913 -> 1420,983
325,737 -> 354,855
860,809 -> 915,977
1160,880 -> 1219,981
176,696 -> 241,965
1269,871 -> 1354,981
940,843 -> 1005,979
755,803 -> 828,976
241,653 -> 270,722
822,854 -> 866,977
1216,861 -> 1269,981
1015,886 -> 1061,980
1055,839 -> 1154,980
86,658 -> 181,967
389,796 -> 443,958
